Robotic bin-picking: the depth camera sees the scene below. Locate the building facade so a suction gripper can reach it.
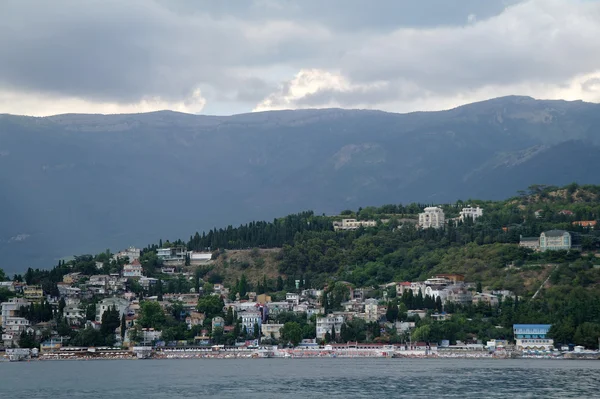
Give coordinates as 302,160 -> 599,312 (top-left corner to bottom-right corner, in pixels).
122,259 -> 144,278
95,297 -> 130,322
418,207 -> 445,229
459,206 -> 483,222
240,311 -> 262,336
316,314 -> 344,340
539,230 -> 571,252
333,219 -> 379,231
513,324 -> 554,350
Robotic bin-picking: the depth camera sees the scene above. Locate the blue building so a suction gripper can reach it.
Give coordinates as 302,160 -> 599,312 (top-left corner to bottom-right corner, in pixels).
513,324 -> 554,350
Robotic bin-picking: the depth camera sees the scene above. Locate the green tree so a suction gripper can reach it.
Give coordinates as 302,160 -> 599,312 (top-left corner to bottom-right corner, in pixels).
225,307 -> 234,325
18,331 -> 38,349
138,301 -> 167,329
386,302 -> 399,322
85,302 -> 97,321
197,295 -> 225,319
101,305 -> 121,340
120,314 -> 127,341
212,326 -> 224,344
58,298 -> 66,316
281,322 -> 303,346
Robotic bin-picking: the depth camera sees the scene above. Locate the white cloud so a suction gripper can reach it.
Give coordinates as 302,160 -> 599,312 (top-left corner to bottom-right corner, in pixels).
254,69 -> 388,111
0,88 -> 207,116
254,0 -> 600,113
1,0 -> 600,116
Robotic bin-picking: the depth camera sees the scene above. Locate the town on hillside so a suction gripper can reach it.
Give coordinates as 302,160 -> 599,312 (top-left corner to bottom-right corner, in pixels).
2,184 -> 600,361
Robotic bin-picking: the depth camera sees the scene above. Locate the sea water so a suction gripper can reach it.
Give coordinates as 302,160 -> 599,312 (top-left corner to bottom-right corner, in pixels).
1,358 -> 599,398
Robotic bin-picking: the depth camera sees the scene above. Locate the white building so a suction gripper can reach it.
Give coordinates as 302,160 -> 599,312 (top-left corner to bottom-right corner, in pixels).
64,305 -> 85,325
122,259 -> 144,278
540,230 -> 572,252
418,207 -> 445,229
364,299 -> 379,322
459,206 -> 483,222
333,219 -> 381,231
316,314 -> 344,340
1,298 -> 30,329
96,297 -> 130,322
2,317 -> 30,347
157,247 -> 186,264
286,293 -> 300,305
189,252 -> 212,265
113,247 -> 141,262
240,311 -> 262,336
262,323 -> 284,340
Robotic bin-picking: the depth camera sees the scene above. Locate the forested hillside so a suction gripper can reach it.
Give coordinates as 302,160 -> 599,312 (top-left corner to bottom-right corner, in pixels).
4,96 -> 600,271
3,183 -> 600,348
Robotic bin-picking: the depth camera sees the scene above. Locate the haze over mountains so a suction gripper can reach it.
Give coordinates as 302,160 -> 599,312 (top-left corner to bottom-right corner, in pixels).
2,95 -> 600,274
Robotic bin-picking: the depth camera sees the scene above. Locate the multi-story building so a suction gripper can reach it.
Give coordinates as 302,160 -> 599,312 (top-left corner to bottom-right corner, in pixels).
519,235 -> 540,250
113,246 -> 141,262
316,314 -> 344,340
95,297 -> 130,323
261,323 -> 284,340
418,207 -> 445,229
23,285 -> 44,302
459,206 -> 483,222
1,297 -> 30,328
2,317 -> 31,347
240,311 -> 262,336
156,247 -> 187,264
64,305 -> 85,325
212,316 -> 225,330
122,259 -> 144,278
286,293 -> 300,305
364,299 -> 379,322
539,230 -> 571,252
472,293 -> 499,307
266,302 -> 291,317
513,324 -> 554,350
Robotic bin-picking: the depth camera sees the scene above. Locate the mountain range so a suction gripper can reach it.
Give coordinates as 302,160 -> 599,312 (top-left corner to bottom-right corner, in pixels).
2,95 -> 600,274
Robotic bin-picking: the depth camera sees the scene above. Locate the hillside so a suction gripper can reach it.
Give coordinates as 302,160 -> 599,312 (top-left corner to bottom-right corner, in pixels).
3,96 -> 600,272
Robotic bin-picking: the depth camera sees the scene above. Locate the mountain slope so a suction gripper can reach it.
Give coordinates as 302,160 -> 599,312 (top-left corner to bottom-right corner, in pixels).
1,96 -> 600,273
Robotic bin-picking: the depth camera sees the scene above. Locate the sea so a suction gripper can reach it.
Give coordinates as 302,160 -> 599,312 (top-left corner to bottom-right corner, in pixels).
1,358 -> 599,398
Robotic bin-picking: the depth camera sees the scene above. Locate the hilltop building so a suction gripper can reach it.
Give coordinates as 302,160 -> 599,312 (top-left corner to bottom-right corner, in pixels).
333,219 -> 384,231
540,230 -> 571,252
459,206 -> 483,222
418,207 -> 445,229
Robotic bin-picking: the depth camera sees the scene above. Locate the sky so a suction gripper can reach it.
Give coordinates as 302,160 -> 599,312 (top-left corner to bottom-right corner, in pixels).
1,0 -> 600,116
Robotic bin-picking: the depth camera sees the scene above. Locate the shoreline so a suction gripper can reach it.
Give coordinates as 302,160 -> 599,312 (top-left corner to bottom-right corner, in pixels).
3,352 -> 593,362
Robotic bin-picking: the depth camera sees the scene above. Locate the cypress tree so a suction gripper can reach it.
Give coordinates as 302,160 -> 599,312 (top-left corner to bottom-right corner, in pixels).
120,314 -> 127,340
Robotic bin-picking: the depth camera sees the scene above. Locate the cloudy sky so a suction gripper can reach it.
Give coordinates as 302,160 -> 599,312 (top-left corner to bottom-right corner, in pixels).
1,0 -> 600,116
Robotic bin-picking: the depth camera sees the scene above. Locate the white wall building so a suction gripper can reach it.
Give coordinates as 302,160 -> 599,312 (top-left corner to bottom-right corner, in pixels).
286,293 -> 300,305
459,206 -> 483,222
364,299 -> 379,322
1,298 -> 30,329
333,219 -> 381,231
261,323 -> 284,340
240,311 -> 262,336
113,247 -> 141,262
122,260 -> 144,278
418,207 -> 445,229
96,297 -> 130,322
316,314 -> 344,340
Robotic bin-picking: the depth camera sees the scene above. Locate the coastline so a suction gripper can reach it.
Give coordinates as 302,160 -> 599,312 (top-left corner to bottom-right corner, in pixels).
3,349 -> 595,362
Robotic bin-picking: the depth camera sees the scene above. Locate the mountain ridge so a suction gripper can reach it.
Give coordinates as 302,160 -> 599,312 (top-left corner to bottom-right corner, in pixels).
2,95 -> 600,273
